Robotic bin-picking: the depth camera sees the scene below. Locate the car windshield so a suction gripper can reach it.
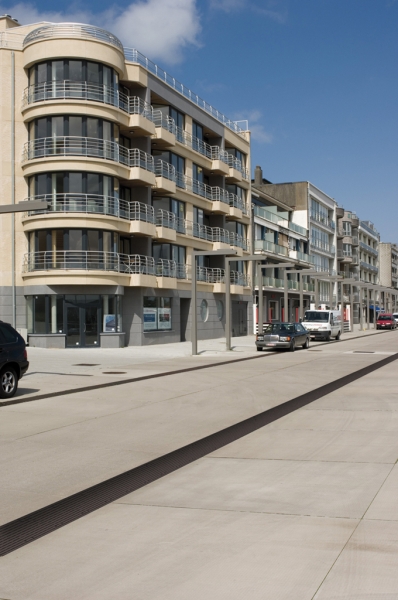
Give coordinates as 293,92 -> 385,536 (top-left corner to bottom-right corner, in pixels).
378,315 -> 392,321
303,311 -> 329,322
263,323 -> 295,334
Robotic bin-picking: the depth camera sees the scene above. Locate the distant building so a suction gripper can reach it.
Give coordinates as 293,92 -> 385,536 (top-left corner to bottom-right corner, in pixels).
379,243 -> 398,290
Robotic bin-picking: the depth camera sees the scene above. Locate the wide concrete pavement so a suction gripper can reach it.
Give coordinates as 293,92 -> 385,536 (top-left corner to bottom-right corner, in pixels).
0,329 -> 397,599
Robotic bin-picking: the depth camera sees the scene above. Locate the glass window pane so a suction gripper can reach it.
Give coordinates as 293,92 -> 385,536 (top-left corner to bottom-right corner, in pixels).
69,61 -> 83,81
87,118 -> 100,138
52,116 -> 64,137
69,116 -> 83,137
68,172 -> 83,193
69,230 -> 83,251
37,230 -> 48,252
36,173 -> 48,195
52,61 -> 64,81
87,230 -> 99,251
37,63 -> 48,84
87,173 -> 100,194
36,117 -> 48,139
54,230 -> 64,251
34,296 -> 47,333
87,62 -> 100,84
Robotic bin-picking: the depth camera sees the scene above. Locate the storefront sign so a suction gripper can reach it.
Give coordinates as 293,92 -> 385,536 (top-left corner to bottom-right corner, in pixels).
103,314 -> 116,332
143,308 -> 157,331
158,307 -> 172,330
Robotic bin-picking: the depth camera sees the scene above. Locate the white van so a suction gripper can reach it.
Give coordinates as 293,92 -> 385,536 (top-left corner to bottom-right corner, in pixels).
302,310 -> 342,341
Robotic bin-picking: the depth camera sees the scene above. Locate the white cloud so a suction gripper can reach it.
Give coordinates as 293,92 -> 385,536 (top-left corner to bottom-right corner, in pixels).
0,0 -> 202,64
237,110 -> 273,144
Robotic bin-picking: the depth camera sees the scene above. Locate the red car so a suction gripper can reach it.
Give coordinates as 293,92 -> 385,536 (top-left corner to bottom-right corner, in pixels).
376,313 -> 397,330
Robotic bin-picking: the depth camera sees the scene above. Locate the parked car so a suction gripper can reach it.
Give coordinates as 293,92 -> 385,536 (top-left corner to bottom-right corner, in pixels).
256,322 -> 310,352
302,310 -> 342,341
393,313 -> 398,324
376,314 -> 397,330
0,321 -> 29,399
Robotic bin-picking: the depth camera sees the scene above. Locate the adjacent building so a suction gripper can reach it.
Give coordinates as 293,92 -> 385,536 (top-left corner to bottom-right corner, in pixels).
379,243 -> 398,290
0,16 -> 252,348
252,166 -> 312,323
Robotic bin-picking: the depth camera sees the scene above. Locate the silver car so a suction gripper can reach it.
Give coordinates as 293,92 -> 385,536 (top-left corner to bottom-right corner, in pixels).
256,322 -> 310,352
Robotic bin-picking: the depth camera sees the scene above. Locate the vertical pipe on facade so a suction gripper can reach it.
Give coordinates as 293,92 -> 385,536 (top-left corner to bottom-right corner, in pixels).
11,51 -> 16,328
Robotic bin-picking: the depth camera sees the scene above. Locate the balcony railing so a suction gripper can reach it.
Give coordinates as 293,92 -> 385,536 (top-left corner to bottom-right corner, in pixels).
310,211 -> 335,230
310,239 -> 336,255
23,195 -> 155,223
154,159 -> 176,181
23,137 -> 155,173
254,240 -> 289,256
174,173 -> 248,214
156,259 -> 188,280
359,241 -> 378,256
359,221 -> 379,238
23,251 -> 156,274
360,260 -> 378,273
23,23 -> 124,52
289,249 -> 311,263
254,205 -> 308,236
124,47 -> 246,136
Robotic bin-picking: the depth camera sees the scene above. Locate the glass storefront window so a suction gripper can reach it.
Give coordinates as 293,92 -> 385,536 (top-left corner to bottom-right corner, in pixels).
143,297 -> 172,331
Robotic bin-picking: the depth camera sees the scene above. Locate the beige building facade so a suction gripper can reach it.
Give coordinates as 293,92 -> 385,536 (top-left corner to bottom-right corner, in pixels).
0,17 -> 252,348
379,242 -> 398,290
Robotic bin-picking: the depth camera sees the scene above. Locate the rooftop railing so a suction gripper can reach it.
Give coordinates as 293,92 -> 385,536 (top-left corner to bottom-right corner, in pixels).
23,23 -> 124,52
359,221 -> 379,237
124,47 -> 247,136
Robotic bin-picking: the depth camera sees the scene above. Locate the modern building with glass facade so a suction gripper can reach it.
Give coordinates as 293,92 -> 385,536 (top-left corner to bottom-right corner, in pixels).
0,16 -> 252,348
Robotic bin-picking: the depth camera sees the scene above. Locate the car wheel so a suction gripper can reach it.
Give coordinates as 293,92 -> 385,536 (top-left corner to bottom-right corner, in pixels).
256,346 -> 262,352
335,331 -> 341,340
289,339 -> 295,352
324,332 -> 331,342
302,337 -> 309,349
0,367 -> 18,399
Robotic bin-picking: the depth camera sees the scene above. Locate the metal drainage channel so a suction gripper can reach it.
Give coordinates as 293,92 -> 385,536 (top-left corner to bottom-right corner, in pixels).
1,352 -> 397,557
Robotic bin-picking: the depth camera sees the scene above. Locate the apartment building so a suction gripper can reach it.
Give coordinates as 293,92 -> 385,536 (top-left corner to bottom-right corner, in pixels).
358,221 -> 380,285
257,180 -> 337,306
0,17 -> 252,348
379,242 -> 398,290
335,207 -> 360,280
252,166 -> 312,322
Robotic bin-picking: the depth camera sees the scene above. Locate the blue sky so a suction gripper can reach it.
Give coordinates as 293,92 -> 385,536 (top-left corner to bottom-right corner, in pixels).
2,0 -> 398,240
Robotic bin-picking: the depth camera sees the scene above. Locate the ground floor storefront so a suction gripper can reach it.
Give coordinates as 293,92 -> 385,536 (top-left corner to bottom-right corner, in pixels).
255,290 -> 312,328
7,285 -> 253,348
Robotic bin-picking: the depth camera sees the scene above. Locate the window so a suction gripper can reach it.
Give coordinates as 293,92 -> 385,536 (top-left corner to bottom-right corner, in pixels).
0,323 -> 18,344
143,297 -> 172,331
30,60 -> 118,87
342,221 -> 352,235
32,116 -> 118,142
200,300 -> 209,322
216,300 -> 224,321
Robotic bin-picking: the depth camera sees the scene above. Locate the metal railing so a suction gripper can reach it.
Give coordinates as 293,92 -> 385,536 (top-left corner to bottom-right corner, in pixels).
124,47 -> 247,136
310,239 -> 336,254
310,211 -> 335,230
0,31 -> 26,50
359,221 -> 379,238
23,23 -> 124,52
23,137 -> 155,172
154,159 -> 176,181
359,240 -> 378,256
174,173 -> 248,213
254,240 -> 289,256
23,251 -> 156,274
24,194 -> 155,223
152,110 -> 176,134
360,260 -> 378,273
156,259 -> 188,280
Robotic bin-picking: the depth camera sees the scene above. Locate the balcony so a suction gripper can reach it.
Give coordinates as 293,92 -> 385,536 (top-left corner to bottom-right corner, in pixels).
310,211 -> 335,231
310,239 -> 336,255
359,241 -> 378,257
175,173 -> 248,216
23,195 -> 157,236
289,249 -> 312,263
360,260 -> 378,273
23,138 -> 156,183
152,111 -> 176,147
254,206 -> 308,236
154,160 -> 176,194
23,23 -> 124,51
255,240 -> 289,257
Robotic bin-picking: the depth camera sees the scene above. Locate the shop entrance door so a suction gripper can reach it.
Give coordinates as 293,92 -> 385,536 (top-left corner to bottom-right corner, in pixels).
66,304 -> 100,347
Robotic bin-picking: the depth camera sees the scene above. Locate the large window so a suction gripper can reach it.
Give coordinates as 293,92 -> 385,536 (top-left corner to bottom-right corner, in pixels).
30,60 -> 118,87
30,116 -> 119,142
29,172 -> 119,198
29,229 -> 119,253
143,297 -> 172,331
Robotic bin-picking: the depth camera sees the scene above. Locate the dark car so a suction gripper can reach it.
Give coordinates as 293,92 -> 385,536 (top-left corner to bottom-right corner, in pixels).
376,314 -> 397,330
0,321 -> 29,399
256,322 -> 310,352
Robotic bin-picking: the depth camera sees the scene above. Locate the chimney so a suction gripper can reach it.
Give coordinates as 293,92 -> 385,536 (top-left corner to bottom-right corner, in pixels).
254,165 -> 263,186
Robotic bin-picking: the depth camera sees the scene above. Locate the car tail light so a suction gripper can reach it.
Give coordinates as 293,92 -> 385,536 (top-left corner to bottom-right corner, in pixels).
23,348 -> 28,360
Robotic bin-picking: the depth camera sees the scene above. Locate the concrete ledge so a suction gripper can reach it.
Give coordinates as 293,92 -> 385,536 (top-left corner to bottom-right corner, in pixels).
100,332 -> 125,348
28,334 -> 66,349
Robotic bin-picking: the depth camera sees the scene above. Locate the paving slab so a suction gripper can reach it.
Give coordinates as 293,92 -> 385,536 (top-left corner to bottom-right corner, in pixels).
364,463 -> 398,521
0,504 -> 357,600
314,519 -> 398,599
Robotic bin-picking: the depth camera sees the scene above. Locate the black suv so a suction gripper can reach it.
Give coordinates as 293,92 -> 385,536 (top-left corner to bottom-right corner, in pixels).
0,321 -> 29,399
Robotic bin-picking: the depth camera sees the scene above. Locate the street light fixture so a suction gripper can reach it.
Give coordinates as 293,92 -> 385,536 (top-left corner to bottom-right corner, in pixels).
0,200 -> 49,214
